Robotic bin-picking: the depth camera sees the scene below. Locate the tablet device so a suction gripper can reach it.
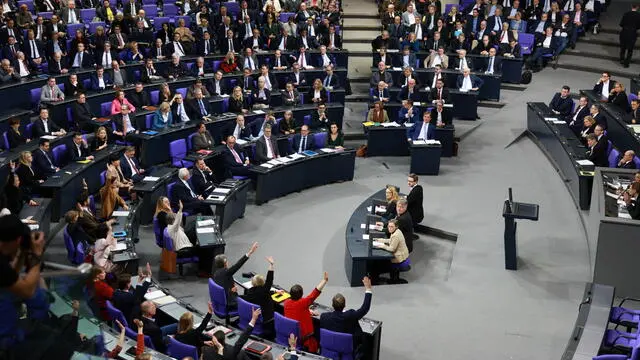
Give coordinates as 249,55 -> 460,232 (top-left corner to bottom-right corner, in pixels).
245,341 -> 271,355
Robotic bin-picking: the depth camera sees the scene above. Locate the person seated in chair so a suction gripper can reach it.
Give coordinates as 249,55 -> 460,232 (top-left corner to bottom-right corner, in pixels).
242,256 -> 277,337
67,132 -> 94,162
120,146 -> 145,183
255,124 -> 280,164
372,220 -> 410,284
549,85 -> 573,118
585,133 -> 608,168
320,276 -> 373,357
407,112 -> 435,141
375,198 -> 414,252
222,135 -> 254,177
139,301 -> 177,353
618,150 -> 638,169
292,125 -> 316,153
213,242 -> 259,310
202,307 -> 261,360
112,265 -> 152,324
623,182 -> 640,220
172,167 -> 213,215
456,67 -> 483,91
32,138 -> 59,180
191,157 -> 216,196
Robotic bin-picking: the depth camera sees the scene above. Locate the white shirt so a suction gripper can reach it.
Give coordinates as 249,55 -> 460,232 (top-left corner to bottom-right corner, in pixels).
123,114 -> 135,133
601,81 -> 610,99
487,56 -> 495,73
29,40 -> 40,59
461,75 -> 473,91
314,89 -> 321,99
98,76 -> 105,89
418,122 -> 429,139
102,51 -> 111,67
542,36 -> 552,48
407,13 -> 415,25
264,75 -> 272,90
431,55 -> 442,67
177,103 -> 189,122
18,61 -> 29,77
181,179 -> 196,198
173,41 -> 185,57
233,124 -> 242,139
264,136 -> 274,158
321,54 -> 331,67
68,9 -> 77,24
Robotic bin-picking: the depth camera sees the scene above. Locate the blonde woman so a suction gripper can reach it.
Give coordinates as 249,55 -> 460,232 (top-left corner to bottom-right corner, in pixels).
91,126 -> 109,152
152,102 -> 173,130
174,302 -> 213,348
229,86 -> 249,114
380,185 -> 400,220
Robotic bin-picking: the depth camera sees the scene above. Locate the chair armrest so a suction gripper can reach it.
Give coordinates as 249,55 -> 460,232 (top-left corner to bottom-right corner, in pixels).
618,297 -> 640,307
593,355 -> 628,360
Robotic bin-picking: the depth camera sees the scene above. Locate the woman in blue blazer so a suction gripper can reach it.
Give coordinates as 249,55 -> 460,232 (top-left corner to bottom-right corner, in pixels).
152,102 -> 174,130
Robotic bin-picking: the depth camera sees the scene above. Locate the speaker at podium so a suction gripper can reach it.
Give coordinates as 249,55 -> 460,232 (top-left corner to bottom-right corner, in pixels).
502,188 -> 540,270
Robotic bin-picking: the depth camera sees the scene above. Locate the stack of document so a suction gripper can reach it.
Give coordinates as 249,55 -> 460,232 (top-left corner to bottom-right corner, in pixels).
260,163 -> 275,169
114,243 -> 128,251
266,159 -> 281,166
372,241 -> 385,248
253,110 -> 265,115
576,159 -> 594,166
360,223 -> 378,230
544,117 -> 558,122
380,122 -> 400,127
289,153 -> 306,160
236,138 -> 248,145
212,188 -> 231,195
362,121 -> 375,127
207,194 -> 225,201
28,224 -> 39,230
276,157 -> 294,164
152,295 -> 176,306
112,211 -> 130,217
197,219 -> 215,227
144,289 -> 166,301
319,148 -> 336,153
143,176 -> 159,182
404,123 -> 414,128
196,227 -> 216,234
629,125 -> 640,134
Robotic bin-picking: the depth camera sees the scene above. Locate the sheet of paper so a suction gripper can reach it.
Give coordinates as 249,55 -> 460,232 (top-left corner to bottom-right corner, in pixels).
212,188 -> 231,194
152,295 -> 176,306
319,148 -> 336,153
404,122 -> 414,128
362,234 -> 370,240
425,139 -> 441,145
144,289 -> 166,300
412,139 -> 427,145
143,176 -> 159,181
253,110 -> 265,114
236,138 -> 248,145
380,122 -> 400,127
413,101 -> 421,106
606,191 -> 619,199
375,206 -> 386,213
260,163 -> 275,169
112,211 -> 129,217
207,195 -> 225,201
114,243 -> 127,251
544,117 -> 558,121
576,159 -> 594,166
41,135 -> 56,140
196,227 -> 215,234
219,94 -> 230,98
372,241 -> 385,248
628,125 -> 640,134
289,153 -> 305,159
360,223 -> 366,229
366,206 -> 372,212
619,212 -> 632,219
197,219 -> 215,227
28,224 -> 39,230
392,67 -> 402,71
552,120 -> 565,125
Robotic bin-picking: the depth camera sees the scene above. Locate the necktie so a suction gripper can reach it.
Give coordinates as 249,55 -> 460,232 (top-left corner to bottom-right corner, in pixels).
50,86 -> 55,99
324,76 -> 330,87
246,24 -> 251,39
10,45 -> 15,55
438,89 -> 442,99
131,2 -> 135,15
245,77 -> 248,89
176,42 -> 184,55
43,120 -> 49,133
205,41 -> 209,54
198,99 -> 207,115
265,137 -> 273,157
31,41 -> 38,58
300,136 -> 306,152
185,181 -> 196,197
248,57 -> 253,69
56,61 -> 60,71
77,144 -> 82,157
43,150 -> 53,167
231,147 -> 242,163
488,57 -> 493,72
276,58 -> 280,67
229,39 -> 234,52
289,91 -> 293,100
128,157 -> 139,174
117,34 -> 124,47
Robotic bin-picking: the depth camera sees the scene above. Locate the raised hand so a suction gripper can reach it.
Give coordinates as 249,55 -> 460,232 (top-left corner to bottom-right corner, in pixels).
207,301 -> 213,314
265,256 -> 274,265
115,319 -> 125,331
251,307 -> 262,322
247,242 -> 259,256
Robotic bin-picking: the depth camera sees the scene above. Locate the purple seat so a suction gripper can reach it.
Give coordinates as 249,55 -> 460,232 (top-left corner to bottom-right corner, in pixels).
607,140 -> 613,155
83,78 -> 91,89
64,226 -> 83,264
25,123 -> 33,138
444,3 -> 455,14
187,133 -> 196,150
222,97 -> 229,112
100,170 -> 106,186
30,88 -> 41,109
299,93 -> 305,104
2,132 -> 10,149
75,242 -> 86,264
314,132 -> 327,148
274,312 -> 300,349
518,33 -> 534,55
629,93 -> 638,106
602,329 -> 638,349
208,279 -> 238,324
279,12 -> 295,22
17,0 -> 34,11
175,87 -> 187,99
66,107 -> 74,128
169,139 -> 194,168
391,258 -> 411,271
88,22 -> 106,34
163,4 -> 178,17
303,115 -> 311,126
154,17 -> 170,31
167,337 -> 198,359
105,300 -> 128,328
101,102 -> 112,117
611,306 -> 640,329
80,8 -> 96,22
319,329 -> 354,360
145,113 -> 154,130
150,90 -> 159,105
212,60 -> 222,71
52,144 -> 67,166
223,1 -> 240,15
152,216 -> 163,247
39,11 -> 53,19
142,4 -> 158,17
67,23 -> 84,36
163,228 -> 198,276
634,156 -> 640,169
609,148 -> 620,167
237,297 -> 265,336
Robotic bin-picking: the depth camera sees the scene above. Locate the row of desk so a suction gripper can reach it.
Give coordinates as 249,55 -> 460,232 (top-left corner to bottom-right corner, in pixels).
0,50 -> 350,113
581,89 -> 640,156
526,102 -> 594,210
379,90 -> 479,121
373,67 -> 501,101
371,51 -> 523,84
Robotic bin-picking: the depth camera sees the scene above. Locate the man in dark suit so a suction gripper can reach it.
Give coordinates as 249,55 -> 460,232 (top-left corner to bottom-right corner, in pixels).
222,135 -> 254,177
72,92 -> 97,132
196,32 -> 216,56
254,125 -> 279,164
568,95 -> 590,130
320,277 -> 373,359
549,85 -> 574,118
292,125 -> 316,153
322,65 -> 339,89
500,38 -> 522,57
68,132 -> 94,162
23,30 -> 45,65
120,146 -> 145,183
33,108 -> 65,138
213,242 -> 258,309
586,134 -> 608,167
2,37 -> 21,63
165,54 -> 188,80
270,29 -> 296,51
112,270 -> 151,324
398,100 -> 420,124
593,72 -> 616,100
140,58 -> 160,83
456,68 -> 484,91
590,104 -> 608,128
0,20 -> 23,45
123,0 -> 141,17
406,173 -> 424,227
223,116 -> 252,142
219,29 -> 240,54
627,99 -> 640,125
202,307 -> 261,360
188,89 -> 212,122
210,71 -> 228,97
95,41 -> 119,69
282,82 -> 301,106
618,150 -> 638,169
172,167 -> 213,215
378,198 -> 414,252
69,43 -> 93,69
90,66 -> 113,91
429,78 -> 450,103
243,28 -> 265,51
288,62 -> 307,88
407,112 -> 435,141
482,47 -> 502,73
431,100 -> 453,127
48,51 -> 69,75
140,301 -> 173,353
32,138 -> 59,179
129,83 -> 151,111
191,158 -> 216,196
619,4 -> 640,67
240,68 -> 255,92
397,79 -> 421,103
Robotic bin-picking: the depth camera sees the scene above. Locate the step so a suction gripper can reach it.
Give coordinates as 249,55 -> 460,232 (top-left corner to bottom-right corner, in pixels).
342,13 -> 380,19
582,33 -> 640,49
343,30 -> 380,40
555,54 -> 639,78
342,25 -> 382,31
343,42 -> 372,52
341,3 -> 379,17
340,18 -> 381,27
563,48 -> 639,65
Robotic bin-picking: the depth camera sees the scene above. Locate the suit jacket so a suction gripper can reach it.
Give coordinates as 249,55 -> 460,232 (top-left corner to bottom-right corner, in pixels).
69,51 -> 93,68
188,98 -> 212,120
16,164 -> 38,196
254,135 -> 279,164
141,317 -> 166,353
213,254 -> 249,306
319,292 -> 372,348
60,8 -> 82,24
370,71 -> 393,88
397,86 -> 421,102
90,73 -> 113,91
201,325 -> 254,360
587,141 -> 608,167
222,123 -> 251,142
120,155 -> 142,181
47,57 -> 68,75
112,281 -> 151,323
609,91 -> 631,113
6,127 -> 26,149
40,83 -> 65,103
222,145 -> 248,169
407,121 -> 435,140
171,180 -> 199,211
191,167 -> 215,196
32,148 -> 57,178
592,112 -> 608,129
392,211 -> 414,252
191,130 -> 214,151
425,52 -> 449,68
67,141 -> 91,161
2,44 -> 21,63
165,62 -> 188,79
456,74 -> 484,89
407,184 -> 424,223
486,15 -> 506,33
568,104 -> 589,125
394,53 -> 417,68
371,88 -> 390,102
23,39 -> 45,60
617,159 -> 637,169
242,270 -> 275,322
196,38 -> 216,57
123,1 -> 141,16
94,50 -> 119,68
239,54 -> 260,71
288,71 -> 307,87
500,43 -> 522,57
431,108 -> 453,126
243,35 -> 266,51
270,54 -> 290,69
450,56 -> 474,71
270,35 -> 296,51
398,106 -> 421,124
627,199 -> 640,220
307,88 -> 328,104
292,134 -> 316,152
219,37 -> 241,54
282,89 -> 301,106
32,118 -> 61,138
429,86 -> 450,102
549,93 -> 573,117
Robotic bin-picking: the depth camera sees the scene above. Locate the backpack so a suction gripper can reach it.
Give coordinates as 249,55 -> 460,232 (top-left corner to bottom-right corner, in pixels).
521,70 -> 532,84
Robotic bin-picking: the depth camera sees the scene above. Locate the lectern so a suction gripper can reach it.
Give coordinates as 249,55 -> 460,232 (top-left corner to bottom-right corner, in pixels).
502,188 -> 539,270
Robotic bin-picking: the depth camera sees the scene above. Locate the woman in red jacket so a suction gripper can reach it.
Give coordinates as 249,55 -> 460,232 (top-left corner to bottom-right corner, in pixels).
220,51 -> 239,73
88,266 -> 114,321
283,271 -> 329,353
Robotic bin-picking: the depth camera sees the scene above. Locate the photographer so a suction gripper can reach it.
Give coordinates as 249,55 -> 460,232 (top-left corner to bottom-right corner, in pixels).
0,214 -> 44,299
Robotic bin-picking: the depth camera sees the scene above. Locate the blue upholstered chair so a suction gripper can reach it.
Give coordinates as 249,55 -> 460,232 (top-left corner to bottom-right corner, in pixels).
319,328 -> 354,360
208,279 -> 238,324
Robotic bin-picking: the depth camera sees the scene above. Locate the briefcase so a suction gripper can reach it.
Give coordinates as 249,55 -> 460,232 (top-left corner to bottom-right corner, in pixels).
356,144 -> 367,157
160,248 -> 177,274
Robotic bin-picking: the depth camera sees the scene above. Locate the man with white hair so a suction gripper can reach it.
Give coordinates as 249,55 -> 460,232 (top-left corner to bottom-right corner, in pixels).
456,67 -> 483,91
171,168 -> 213,215
618,150 -> 638,169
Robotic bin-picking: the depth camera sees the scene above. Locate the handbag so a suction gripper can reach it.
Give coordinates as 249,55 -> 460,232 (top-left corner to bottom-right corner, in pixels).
160,248 -> 177,273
